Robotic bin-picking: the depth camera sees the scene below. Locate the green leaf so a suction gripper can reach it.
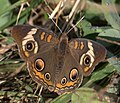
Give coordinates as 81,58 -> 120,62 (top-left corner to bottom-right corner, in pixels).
77,20 -> 95,36
0,91 -> 37,98
98,29 -> 120,46
0,62 -> 23,72
0,0 -> 27,16
0,0 -> 11,28
107,57 -> 120,74
50,92 -> 72,103
0,0 -> 43,31
84,63 -> 115,87
72,88 -> 109,103
77,20 -> 111,38
5,37 -> 14,44
15,78 -> 33,93
99,29 -> 120,38
102,0 -> 120,30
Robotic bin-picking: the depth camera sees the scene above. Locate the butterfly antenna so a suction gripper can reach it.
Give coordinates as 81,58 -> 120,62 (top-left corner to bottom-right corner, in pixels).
66,16 -> 85,36
61,0 -> 83,35
47,13 -> 63,34
45,0 -> 67,34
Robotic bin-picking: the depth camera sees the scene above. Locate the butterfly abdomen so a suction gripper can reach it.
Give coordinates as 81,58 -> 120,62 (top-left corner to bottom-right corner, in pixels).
58,36 -> 68,55
55,37 -> 69,78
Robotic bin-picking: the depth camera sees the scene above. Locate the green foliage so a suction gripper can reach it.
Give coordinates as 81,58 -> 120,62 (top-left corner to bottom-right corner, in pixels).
51,93 -> 72,103
71,88 -> 109,103
0,0 -> 43,30
51,88 -> 111,103
102,0 -> 120,30
0,0 -> 11,28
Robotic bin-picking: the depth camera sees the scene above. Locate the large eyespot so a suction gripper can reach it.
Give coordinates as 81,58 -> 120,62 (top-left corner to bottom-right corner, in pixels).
83,55 -> 91,66
25,41 -> 35,51
35,59 -> 44,71
70,68 -> 78,81
61,77 -> 67,85
44,72 -> 51,81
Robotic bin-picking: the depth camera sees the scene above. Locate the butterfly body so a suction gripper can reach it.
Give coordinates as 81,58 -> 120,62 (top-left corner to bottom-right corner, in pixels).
11,25 -> 106,94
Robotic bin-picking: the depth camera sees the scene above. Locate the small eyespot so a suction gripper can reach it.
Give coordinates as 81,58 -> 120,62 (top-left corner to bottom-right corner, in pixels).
70,68 -> 78,81
61,77 -> 67,85
84,55 -> 91,66
25,41 -> 35,51
44,73 -> 51,80
35,59 -> 44,71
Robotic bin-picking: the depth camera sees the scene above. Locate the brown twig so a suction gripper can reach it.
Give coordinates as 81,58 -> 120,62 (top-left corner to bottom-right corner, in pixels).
96,37 -> 120,46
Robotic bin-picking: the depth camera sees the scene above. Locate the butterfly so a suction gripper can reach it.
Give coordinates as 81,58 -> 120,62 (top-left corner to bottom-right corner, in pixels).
11,24 -> 106,95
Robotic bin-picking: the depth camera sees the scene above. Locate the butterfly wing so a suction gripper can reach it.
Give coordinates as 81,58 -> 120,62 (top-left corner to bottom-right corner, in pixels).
27,47 -> 58,91
54,49 -> 84,94
69,38 -> 107,76
11,25 -> 58,60
11,25 -> 59,91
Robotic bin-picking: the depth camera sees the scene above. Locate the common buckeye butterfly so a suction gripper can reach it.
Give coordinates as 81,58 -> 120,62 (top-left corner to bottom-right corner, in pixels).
11,24 -> 106,95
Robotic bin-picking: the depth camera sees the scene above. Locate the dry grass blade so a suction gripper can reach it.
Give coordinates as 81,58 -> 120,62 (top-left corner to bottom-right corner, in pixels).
6,63 -> 26,79
97,37 -> 120,46
0,43 -> 16,55
49,0 -> 67,19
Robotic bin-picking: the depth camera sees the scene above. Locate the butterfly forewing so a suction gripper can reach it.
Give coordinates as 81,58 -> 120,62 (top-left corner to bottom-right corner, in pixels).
11,25 -> 59,60
69,38 -> 107,76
